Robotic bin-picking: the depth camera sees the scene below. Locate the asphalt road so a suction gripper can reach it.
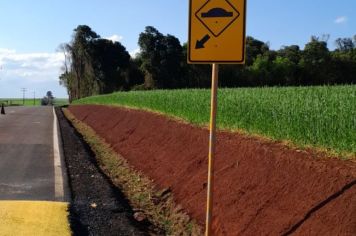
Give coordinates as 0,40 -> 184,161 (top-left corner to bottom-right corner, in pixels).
0,106 -> 69,201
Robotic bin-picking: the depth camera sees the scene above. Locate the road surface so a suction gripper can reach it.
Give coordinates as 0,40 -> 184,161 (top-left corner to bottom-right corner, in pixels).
0,106 -> 69,201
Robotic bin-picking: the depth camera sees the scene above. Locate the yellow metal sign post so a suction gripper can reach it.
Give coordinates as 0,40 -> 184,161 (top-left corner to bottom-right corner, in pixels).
188,0 -> 246,235
206,63 -> 219,235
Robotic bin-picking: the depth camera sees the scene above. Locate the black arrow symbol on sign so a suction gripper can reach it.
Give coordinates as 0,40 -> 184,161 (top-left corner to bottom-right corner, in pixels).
195,34 -> 211,49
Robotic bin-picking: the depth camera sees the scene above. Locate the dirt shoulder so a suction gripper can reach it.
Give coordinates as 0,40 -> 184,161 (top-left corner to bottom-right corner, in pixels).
68,104 -> 356,235
55,107 -> 149,236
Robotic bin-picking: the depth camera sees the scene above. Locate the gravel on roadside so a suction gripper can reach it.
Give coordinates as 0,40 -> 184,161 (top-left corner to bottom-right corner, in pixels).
55,107 -> 150,236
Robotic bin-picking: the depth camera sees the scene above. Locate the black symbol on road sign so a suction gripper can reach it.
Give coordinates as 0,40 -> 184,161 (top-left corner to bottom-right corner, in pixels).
195,34 -> 211,49
196,0 -> 240,38
201,8 -> 233,18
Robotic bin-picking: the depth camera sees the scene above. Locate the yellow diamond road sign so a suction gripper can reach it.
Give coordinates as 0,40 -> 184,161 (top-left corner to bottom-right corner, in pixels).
188,0 -> 246,64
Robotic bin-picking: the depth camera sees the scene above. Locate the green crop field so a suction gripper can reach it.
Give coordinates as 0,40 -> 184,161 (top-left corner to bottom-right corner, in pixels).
0,98 -> 41,106
0,98 -> 68,106
73,85 -> 356,157
53,98 -> 69,106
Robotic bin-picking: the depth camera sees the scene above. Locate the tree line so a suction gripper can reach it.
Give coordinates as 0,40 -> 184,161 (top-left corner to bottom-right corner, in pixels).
59,25 -> 356,101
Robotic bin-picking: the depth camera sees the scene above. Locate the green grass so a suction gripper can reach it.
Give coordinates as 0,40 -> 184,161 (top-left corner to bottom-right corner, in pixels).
0,98 -> 68,106
73,85 -> 356,157
53,98 -> 69,106
0,98 -> 41,106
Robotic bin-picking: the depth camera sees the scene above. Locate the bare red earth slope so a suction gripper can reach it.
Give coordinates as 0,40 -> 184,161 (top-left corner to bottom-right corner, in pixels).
69,105 -> 356,235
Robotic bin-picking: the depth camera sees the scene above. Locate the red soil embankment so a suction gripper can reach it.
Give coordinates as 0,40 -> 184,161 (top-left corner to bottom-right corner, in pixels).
69,105 -> 356,235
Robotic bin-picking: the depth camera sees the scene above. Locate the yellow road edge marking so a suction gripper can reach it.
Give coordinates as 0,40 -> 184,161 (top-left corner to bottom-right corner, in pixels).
0,200 -> 71,236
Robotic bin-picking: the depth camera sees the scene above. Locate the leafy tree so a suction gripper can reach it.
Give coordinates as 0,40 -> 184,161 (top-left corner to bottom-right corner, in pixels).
275,45 -> 302,85
58,43 -> 75,101
272,56 -> 297,85
331,36 -> 356,84
335,38 -> 354,52
59,71 -> 76,102
300,37 -> 331,84
41,91 -> 54,106
138,26 -> 184,89
124,59 -> 145,89
249,55 -> 273,85
245,36 -> 269,66
219,64 -> 246,87
59,25 -> 133,100
70,25 -> 100,98
303,37 -> 330,65
278,45 -> 301,64
138,26 -> 164,88
46,91 -> 54,99
60,24 -> 356,97
181,43 -> 211,88
90,38 -> 131,93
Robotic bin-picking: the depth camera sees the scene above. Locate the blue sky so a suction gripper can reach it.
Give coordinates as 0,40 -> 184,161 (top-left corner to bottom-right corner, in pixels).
0,0 -> 355,98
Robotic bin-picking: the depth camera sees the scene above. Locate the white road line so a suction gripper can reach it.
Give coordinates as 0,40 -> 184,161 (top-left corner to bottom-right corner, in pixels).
53,107 -> 64,201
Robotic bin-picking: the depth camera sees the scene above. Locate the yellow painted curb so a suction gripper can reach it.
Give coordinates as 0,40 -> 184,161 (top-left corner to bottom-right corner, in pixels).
0,201 -> 71,236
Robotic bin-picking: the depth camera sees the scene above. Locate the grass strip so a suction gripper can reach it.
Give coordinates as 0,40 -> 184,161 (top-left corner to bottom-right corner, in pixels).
63,108 -> 202,235
0,98 -> 68,106
73,86 -> 356,158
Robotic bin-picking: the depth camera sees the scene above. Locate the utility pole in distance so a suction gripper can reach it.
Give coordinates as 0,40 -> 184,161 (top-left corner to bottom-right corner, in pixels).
21,88 -> 27,105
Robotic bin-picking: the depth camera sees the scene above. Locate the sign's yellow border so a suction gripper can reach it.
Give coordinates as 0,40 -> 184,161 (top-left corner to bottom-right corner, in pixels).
188,0 -> 247,64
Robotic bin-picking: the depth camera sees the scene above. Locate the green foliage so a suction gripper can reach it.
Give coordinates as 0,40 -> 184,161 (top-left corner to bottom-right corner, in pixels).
0,99 -> 41,106
335,37 -> 354,52
58,25 -> 134,101
0,98 -> 68,106
272,56 -> 296,85
74,86 -> 356,156
90,38 -> 131,93
138,26 -> 184,89
278,45 -> 301,64
249,55 -> 272,85
52,98 -> 69,106
60,25 -> 356,103
245,36 -> 270,66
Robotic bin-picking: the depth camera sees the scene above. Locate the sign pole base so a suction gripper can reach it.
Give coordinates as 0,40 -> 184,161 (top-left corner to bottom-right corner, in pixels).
205,63 -> 219,236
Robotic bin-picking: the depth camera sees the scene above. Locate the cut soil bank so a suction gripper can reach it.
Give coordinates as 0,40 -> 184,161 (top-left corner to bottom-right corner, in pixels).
68,105 -> 356,235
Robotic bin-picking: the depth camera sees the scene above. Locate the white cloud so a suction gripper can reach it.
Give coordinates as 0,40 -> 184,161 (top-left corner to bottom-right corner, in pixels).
0,48 -> 67,98
0,48 -> 16,55
0,49 -> 64,82
334,16 -> 347,24
105,34 -> 123,42
129,48 -> 141,58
